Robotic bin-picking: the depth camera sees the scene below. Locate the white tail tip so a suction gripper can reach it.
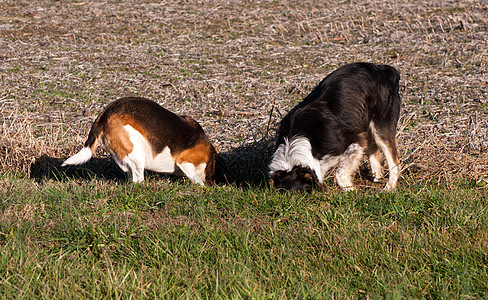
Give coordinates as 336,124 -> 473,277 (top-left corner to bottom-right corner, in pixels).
62,147 -> 93,166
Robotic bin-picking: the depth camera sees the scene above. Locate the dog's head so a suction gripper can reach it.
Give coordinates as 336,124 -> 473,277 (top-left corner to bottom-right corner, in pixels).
268,166 -> 320,192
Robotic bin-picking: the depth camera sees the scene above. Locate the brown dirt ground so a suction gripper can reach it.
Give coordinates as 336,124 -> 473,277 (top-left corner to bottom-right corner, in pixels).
0,0 -> 487,186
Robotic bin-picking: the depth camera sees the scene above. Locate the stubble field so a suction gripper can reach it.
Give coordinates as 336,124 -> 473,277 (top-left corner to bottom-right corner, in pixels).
0,0 -> 487,298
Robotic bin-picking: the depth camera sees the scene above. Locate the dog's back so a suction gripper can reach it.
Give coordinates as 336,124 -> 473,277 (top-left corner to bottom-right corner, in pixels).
277,63 -> 400,156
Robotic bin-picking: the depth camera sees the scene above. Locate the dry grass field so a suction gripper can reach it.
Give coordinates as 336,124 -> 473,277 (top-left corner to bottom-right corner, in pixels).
1,0 -> 488,298
1,0 -> 487,183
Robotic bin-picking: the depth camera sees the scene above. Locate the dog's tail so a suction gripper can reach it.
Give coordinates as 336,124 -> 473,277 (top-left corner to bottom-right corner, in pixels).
62,117 -> 103,167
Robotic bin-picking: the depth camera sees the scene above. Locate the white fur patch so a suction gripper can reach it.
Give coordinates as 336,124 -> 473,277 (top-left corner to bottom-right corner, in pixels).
122,125 -> 206,184
177,162 -> 206,186
124,125 -> 176,174
269,136 -> 325,180
62,147 -> 93,166
335,143 -> 364,190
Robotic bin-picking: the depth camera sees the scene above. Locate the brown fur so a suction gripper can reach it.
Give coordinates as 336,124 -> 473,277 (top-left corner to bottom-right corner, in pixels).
102,114 -> 136,160
64,97 -> 218,185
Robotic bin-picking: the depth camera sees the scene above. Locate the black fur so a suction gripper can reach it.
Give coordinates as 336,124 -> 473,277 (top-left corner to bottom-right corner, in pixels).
270,62 -> 401,191
269,166 -> 319,192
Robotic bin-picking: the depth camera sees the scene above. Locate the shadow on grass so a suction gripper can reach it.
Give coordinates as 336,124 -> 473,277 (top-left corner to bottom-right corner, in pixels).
216,137 -> 275,188
29,154 -> 189,185
29,154 -> 127,183
29,138 -> 276,187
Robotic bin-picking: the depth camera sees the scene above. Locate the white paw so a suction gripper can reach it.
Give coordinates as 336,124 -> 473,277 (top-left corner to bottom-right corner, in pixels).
343,186 -> 356,192
383,182 -> 396,192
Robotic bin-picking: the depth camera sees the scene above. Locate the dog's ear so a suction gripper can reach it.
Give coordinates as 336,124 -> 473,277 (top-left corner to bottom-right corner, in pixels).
269,170 -> 286,187
304,172 -> 314,183
296,168 -> 315,183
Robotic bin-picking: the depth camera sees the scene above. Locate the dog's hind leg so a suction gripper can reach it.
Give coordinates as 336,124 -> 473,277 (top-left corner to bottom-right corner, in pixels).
368,142 -> 384,182
379,138 -> 400,191
370,125 -> 400,191
336,143 -> 365,191
121,148 -> 146,183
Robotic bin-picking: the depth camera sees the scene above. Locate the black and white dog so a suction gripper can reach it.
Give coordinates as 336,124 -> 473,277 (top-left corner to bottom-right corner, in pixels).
268,62 -> 401,191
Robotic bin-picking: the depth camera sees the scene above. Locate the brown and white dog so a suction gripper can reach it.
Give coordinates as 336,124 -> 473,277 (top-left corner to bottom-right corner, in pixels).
62,97 -> 217,185
268,62 -> 402,192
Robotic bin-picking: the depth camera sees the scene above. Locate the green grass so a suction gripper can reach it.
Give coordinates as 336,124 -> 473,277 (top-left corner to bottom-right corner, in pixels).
1,0 -> 487,297
0,174 -> 487,299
